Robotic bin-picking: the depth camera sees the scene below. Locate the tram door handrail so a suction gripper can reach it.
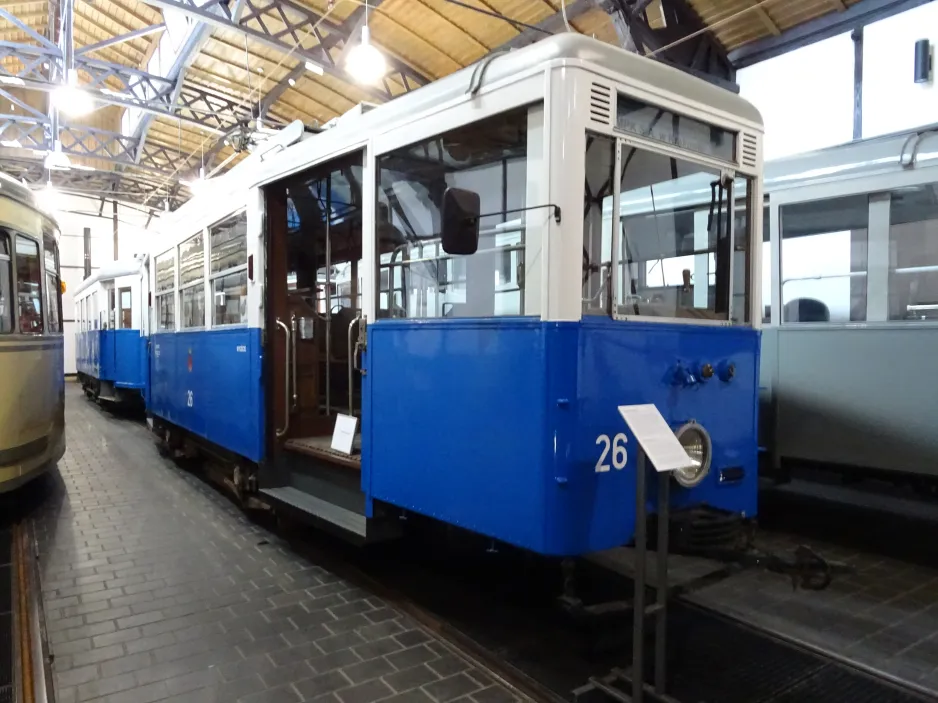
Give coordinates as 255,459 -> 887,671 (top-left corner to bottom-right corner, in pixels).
347,314 -> 362,416
275,319 -> 291,438
289,313 -> 298,411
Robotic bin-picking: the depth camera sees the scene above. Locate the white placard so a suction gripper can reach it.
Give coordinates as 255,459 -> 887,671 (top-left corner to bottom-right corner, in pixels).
617,404 -> 695,473
331,414 -> 358,455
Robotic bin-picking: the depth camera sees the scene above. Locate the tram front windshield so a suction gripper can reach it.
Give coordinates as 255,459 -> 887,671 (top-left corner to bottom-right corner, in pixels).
583,138 -> 754,323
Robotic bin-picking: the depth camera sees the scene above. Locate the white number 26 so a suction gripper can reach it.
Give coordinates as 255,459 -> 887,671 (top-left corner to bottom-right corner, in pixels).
595,433 -> 628,472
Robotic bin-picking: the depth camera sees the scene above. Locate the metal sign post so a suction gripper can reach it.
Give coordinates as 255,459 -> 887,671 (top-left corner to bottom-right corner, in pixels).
574,404 -> 694,703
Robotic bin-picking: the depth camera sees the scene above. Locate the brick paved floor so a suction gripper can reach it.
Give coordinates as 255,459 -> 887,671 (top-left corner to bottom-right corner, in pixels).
35,383 -> 522,703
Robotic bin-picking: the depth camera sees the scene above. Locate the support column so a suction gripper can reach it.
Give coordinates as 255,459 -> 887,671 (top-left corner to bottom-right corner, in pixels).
112,199 -> 118,260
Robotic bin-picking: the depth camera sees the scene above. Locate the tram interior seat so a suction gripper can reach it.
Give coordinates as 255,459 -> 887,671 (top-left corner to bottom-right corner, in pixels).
783,297 -> 830,323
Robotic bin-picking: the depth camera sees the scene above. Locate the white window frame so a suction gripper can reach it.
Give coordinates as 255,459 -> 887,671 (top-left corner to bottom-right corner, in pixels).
177,231 -> 206,331
207,210 -> 248,328
154,249 -> 176,332
766,162 -> 938,329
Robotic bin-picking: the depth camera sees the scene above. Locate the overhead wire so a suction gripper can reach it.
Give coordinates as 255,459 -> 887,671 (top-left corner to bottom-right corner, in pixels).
646,0 -> 779,59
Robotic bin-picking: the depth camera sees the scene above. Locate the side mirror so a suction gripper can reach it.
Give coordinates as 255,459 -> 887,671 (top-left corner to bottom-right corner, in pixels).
441,187 -> 480,255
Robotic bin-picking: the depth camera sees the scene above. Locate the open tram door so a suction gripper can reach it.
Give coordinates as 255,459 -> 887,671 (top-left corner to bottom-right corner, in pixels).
259,149 -> 400,542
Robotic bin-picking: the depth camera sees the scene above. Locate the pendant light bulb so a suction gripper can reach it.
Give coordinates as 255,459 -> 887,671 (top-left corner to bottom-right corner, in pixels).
345,24 -> 387,85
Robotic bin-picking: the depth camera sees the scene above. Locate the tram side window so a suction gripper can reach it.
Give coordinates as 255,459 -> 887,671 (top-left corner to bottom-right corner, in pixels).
780,195 -> 868,323
209,212 -> 247,326
155,251 -> 175,331
614,144 -> 752,321
375,107 -> 529,319
119,287 -> 132,328
179,232 -> 205,329
43,239 -> 60,333
106,288 -> 115,330
0,234 -> 11,333
886,184 -> 938,321
16,236 -> 43,334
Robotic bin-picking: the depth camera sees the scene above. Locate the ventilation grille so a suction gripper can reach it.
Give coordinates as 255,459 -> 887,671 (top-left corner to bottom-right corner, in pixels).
589,82 -> 613,126
740,132 -> 758,169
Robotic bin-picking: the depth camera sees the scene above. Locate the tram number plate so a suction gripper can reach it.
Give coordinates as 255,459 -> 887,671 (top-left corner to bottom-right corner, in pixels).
595,433 -> 628,472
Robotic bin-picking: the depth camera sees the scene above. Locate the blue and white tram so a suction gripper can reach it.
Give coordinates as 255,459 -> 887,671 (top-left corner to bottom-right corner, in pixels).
74,254 -> 149,406
147,34 -> 765,556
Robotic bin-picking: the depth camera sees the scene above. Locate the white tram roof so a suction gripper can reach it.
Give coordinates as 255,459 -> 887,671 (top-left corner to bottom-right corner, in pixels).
151,34 -> 764,256
764,123 -> 938,193
0,170 -> 60,232
251,33 -> 763,188
73,253 -> 148,297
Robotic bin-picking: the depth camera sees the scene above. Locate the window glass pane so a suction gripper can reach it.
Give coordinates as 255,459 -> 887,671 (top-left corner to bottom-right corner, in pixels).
119,287 -> 132,329
45,273 -> 60,332
730,179 -> 754,324
15,236 -> 42,334
887,184 -> 938,320
213,270 -> 247,325
616,146 -> 732,320
210,212 -> 247,274
760,205 -> 771,323
157,294 -> 174,330
285,154 -> 364,320
375,107 -> 529,319
44,245 -> 55,272
616,95 -> 736,163
155,252 -> 174,292
780,195 -> 869,323
0,234 -> 10,333
179,232 -> 204,286
107,288 -> 116,329
181,284 -> 204,328
583,135 -> 616,316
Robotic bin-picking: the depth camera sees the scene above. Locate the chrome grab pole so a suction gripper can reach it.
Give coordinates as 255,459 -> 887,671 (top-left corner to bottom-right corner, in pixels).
274,319 -> 290,438
347,314 -> 361,416
289,313 -> 298,411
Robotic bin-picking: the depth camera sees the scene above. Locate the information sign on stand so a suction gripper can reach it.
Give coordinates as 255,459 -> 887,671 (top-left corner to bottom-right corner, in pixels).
331,414 -> 358,456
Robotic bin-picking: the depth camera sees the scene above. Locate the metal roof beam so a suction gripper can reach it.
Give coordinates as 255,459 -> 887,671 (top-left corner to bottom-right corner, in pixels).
2,156 -> 185,209
0,113 -> 195,178
137,0 -> 430,102
610,0 -> 738,92
0,7 -> 57,50
729,0 -> 934,68
0,41 -> 246,133
130,21 -> 212,163
76,24 -> 166,56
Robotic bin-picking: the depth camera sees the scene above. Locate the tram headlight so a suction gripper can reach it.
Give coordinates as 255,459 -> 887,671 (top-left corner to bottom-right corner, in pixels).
673,422 -> 712,488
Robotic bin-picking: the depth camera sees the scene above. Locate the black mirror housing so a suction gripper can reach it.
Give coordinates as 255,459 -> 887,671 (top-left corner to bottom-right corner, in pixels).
441,187 -> 480,255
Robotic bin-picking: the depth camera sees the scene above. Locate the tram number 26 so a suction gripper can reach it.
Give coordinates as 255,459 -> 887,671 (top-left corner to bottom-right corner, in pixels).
595,433 -> 628,473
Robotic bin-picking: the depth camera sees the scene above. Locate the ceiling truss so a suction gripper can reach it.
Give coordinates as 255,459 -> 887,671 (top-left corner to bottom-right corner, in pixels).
136,0 -> 431,102
0,110 -> 197,177
0,156 -> 185,209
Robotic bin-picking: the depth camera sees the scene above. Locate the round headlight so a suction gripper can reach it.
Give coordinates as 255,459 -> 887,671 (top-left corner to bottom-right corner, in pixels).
673,422 -> 712,488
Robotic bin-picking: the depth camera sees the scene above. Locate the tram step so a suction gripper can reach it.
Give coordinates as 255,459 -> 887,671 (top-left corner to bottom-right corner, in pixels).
260,486 -> 368,537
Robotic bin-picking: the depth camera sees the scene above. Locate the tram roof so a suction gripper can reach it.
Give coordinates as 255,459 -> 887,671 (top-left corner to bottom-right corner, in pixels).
765,122 -> 938,193
73,253 -> 148,298
0,170 -> 59,231
252,34 -> 762,188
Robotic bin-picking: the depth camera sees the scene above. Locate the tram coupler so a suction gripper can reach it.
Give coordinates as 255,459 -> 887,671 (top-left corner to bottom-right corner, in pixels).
697,544 -> 854,591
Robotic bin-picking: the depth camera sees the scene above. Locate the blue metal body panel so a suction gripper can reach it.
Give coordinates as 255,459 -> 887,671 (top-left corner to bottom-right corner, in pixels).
364,318 -> 760,557
148,328 -> 264,462
76,330 -> 148,390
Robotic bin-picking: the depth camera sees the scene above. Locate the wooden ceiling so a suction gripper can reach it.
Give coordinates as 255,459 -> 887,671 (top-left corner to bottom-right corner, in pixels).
0,0 -> 865,206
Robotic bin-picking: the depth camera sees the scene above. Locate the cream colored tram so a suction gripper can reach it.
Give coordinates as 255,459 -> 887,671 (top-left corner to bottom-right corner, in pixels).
0,172 -> 65,492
